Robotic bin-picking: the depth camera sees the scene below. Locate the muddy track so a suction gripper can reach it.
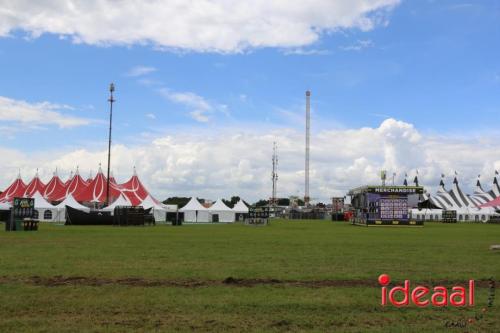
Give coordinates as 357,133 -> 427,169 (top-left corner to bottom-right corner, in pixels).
0,276 -> 496,288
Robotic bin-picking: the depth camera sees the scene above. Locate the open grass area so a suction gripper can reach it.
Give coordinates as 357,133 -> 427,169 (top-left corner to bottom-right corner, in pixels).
0,220 -> 499,332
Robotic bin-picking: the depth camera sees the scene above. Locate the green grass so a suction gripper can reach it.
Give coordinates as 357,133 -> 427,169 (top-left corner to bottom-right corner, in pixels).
0,220 -> 499,332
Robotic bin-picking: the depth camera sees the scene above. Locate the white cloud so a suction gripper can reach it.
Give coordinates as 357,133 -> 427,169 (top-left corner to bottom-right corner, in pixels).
283,48 -> 332,56
126,65 -> 157,77
0,1 -> 400,53
2,118 -> 500,203
339,39 -> 374,51
0,96 -> 93,129
145,113 -> 156,120
158,88 -> 227,122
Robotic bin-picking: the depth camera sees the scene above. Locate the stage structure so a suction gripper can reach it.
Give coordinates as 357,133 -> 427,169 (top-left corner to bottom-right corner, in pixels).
348,185 -> 424,226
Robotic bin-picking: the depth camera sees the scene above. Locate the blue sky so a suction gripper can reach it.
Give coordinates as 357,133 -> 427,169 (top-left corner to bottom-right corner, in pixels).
0,0 -> 499,201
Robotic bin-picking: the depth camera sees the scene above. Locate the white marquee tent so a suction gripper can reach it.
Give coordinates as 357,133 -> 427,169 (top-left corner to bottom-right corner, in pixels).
232,200 -> 249,213
55,193 -> 90,222
31,191 -> 58,222
140,194 -> 168,222
0,201 -> 11,210
179,197 -> 210,223
208,199 -> 235,222
101,194 -> 132,214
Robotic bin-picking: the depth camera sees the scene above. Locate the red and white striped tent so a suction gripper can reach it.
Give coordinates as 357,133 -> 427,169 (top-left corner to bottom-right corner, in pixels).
120,168 -> 151,206
23,172 -> 46,198
75,167 -> 123,204
0,167 -> 164,214
0,174 -> 26,202
43,172 -> 67,202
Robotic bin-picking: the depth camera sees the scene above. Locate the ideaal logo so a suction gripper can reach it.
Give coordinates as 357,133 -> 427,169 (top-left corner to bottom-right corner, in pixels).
378,275 -> 496,328
378,274 -> 474,307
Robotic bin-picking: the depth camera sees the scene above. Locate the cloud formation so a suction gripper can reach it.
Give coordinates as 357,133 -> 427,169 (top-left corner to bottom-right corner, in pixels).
0,0 -> 400,53
158,88 -> 227,122
1,119 -> 499,203
126,66 -> 157,77
0,96 -> 93,129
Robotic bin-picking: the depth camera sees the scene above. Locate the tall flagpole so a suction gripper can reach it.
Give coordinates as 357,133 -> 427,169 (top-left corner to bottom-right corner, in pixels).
106,83 -> 115,206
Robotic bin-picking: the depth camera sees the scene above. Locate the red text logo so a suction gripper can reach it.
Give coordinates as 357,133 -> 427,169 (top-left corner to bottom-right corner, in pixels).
379,274 -> 474,307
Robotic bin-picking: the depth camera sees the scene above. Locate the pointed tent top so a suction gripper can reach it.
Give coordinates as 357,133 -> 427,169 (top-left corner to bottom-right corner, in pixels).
494,177 -> 498,185
453,177 -> 458,185
31,191 -> 55,209
179,197 -> 207,211
140,194 -> 165,210
133,166 -> 137,175
439,179 -> 445,187
17,169 -> 21,179
55,193 -> 90,212
232,199 -> 249,213
208,199 -> 232,211
98,163 -> 102,173
101,193 -> 132,211
403,178 -> 408,186
413,175 -> 419,186
75,166 -> 80,175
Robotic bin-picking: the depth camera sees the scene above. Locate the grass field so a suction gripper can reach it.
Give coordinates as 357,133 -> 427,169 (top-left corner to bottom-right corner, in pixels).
0,220 -> 499,332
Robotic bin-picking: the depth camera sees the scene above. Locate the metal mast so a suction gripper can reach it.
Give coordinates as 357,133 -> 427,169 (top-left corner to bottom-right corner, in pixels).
304,90 -> 311,206
271,142 -> 278,206
106,83 -> 115,206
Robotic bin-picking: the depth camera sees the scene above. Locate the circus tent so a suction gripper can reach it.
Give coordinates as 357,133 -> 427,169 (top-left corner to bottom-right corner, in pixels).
23,172 -> 46,198
43,172 -> 67,202
65,168 -> 89,199
418,176 -> 498,222
120,168 -> 150,206
75,167 -> 122,203
0,174 -> 26,202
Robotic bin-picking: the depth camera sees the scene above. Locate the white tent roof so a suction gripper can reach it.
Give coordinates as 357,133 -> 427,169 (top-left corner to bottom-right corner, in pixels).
208,199 -> 232,212
31,191 -> 56,209
101,194 -> 132,212
0,201 -> 11,210
140,194 -> 166,211
179,197 -> 207,212
55,193 -> 90,212
232,199 -> 249,213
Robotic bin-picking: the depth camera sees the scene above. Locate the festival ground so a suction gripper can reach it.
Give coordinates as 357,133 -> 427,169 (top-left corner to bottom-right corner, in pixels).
0,221 -> 498,332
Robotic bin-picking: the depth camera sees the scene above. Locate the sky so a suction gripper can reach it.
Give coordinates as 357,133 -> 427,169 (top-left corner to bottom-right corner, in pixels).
0,0 -> 499,202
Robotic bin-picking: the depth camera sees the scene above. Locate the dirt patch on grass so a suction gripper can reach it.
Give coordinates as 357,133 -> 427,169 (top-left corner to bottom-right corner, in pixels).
0,275 -> 496,288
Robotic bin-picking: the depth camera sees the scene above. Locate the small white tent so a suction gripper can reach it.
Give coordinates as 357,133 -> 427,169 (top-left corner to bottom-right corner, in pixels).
179,197 -> 209,223
232,200 -> 249,213
208,199 -> 236,223
31,191 -> 58,222
55,193 -> 90,222
140,195 -> 167,222
101,194 -> 132,214
232,199 -> 249,221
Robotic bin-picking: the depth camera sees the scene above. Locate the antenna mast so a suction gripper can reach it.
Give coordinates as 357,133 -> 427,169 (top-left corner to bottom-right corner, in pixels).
304,90 -> 311,206
271,142 -> 278,206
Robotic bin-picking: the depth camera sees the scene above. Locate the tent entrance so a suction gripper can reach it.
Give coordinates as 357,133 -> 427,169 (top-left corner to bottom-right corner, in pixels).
212,214 -> 219,223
